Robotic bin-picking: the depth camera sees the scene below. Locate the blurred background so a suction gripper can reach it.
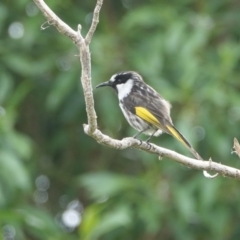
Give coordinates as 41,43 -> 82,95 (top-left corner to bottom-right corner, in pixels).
1,0 -> 240,239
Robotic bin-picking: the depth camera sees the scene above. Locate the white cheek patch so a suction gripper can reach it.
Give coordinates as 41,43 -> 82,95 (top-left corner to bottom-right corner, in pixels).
117,80 -> 133,100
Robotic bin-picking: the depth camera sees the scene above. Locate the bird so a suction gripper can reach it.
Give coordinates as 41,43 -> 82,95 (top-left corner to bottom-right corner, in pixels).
96,71 -> 202,160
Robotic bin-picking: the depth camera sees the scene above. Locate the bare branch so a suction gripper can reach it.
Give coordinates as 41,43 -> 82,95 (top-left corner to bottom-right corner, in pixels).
33,0 -> 99,133
84,124 -> 240,180
33,0 -> 78,44
85,0 -> 104,45
232,138 -> 240,158
33,0 -> 240,180
77,26 -> 98,133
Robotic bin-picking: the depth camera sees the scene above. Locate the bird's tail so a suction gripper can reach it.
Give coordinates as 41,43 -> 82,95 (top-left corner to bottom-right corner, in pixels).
165,124 -> 203,160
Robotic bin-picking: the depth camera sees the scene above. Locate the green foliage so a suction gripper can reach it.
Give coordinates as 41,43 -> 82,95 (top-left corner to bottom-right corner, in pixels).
1,0 -> 240,239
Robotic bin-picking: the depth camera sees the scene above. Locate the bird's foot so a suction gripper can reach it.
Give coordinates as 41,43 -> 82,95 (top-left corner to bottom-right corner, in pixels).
137,139 -> 143,146
144,140 -> 152,150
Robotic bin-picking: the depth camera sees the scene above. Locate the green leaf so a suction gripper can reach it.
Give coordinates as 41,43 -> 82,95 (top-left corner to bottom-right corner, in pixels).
81,204 -> 131,240
0,151 -> 31,196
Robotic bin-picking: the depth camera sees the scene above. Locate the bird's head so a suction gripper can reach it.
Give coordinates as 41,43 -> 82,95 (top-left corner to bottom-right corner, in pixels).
96,71 -> 143,97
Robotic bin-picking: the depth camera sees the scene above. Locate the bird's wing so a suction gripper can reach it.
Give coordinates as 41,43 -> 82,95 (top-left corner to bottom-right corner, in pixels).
122,87 -> 172,132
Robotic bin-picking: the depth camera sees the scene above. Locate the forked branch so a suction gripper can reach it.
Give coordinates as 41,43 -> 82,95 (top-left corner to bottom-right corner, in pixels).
33,0 -> 240,180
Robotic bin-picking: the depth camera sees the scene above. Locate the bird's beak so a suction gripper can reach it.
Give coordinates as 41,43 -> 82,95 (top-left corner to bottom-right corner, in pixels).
95,81 -> 111,89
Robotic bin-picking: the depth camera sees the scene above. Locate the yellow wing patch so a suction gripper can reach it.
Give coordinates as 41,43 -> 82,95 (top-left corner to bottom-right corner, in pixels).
135,107 -> 161,127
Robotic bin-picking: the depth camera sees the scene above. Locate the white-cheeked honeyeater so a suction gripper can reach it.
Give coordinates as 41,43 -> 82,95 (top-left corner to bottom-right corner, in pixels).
96,71 -> 202,160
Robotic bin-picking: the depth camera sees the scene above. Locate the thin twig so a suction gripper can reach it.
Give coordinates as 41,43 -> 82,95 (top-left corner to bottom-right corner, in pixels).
33,0 -> 78,43
85,0 -> 104,45
232,138 -> 240,158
